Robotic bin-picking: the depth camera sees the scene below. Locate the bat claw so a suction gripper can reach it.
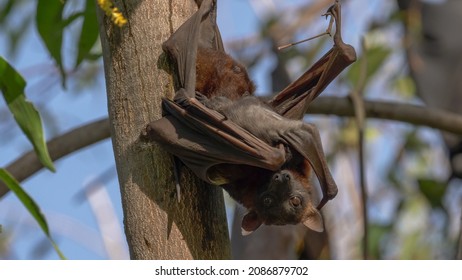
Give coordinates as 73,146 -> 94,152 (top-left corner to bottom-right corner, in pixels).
175,182 -> 181,203
316,186 -> 338,210
173,156 -> 183,203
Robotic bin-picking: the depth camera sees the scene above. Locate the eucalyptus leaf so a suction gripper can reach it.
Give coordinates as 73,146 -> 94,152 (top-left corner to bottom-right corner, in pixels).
0,169 -> 65,259
0,56 -> 55,171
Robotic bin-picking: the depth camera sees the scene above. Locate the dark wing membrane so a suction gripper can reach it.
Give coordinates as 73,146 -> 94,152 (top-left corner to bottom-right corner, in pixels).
146,90 -> 285,184
280,123 -> 338,209
149,0 -> 287,184
162,0 -> 223,95
268,2 -> 356,120
268,2 -> 355,208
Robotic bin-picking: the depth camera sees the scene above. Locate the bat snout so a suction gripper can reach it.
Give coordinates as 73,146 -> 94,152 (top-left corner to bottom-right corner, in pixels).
272,170 -> 292,183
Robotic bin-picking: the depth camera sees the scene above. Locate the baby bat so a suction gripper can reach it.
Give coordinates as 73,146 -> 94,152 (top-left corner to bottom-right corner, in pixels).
144,0 -> 356,234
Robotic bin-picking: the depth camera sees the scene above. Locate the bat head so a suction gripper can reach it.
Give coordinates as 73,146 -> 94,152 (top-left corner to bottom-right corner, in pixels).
241,167 -> 324,235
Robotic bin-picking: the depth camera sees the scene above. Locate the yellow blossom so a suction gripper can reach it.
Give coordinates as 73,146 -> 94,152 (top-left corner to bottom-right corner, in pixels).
97,0 -> 127,27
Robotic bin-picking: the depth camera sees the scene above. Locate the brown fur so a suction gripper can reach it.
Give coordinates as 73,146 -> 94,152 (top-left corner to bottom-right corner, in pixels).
196,48 -> 255,100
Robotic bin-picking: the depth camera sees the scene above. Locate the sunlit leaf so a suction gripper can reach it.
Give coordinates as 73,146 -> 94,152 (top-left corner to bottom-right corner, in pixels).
75,0 -> 99,69
0,169 -> 65,259
0,56 -> 55,172
394,76 -> 416,99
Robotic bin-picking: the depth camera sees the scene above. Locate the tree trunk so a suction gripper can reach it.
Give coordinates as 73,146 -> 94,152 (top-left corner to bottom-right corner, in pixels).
97,0 -> 231,259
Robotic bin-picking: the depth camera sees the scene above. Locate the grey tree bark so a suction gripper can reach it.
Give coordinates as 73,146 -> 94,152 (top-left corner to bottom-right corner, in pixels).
97,0 -> 230,259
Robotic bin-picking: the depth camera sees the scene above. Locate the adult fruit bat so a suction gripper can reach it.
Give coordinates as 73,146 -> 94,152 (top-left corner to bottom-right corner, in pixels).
143,0 -> 356,234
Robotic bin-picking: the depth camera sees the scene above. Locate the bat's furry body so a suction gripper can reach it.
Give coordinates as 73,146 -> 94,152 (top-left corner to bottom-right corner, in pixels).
196,49 -> 323,233
145,0 -> 356,234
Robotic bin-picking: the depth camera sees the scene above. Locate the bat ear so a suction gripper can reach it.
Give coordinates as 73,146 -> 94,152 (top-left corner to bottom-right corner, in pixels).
241,211 -> 262,236
302,209 -> 324,232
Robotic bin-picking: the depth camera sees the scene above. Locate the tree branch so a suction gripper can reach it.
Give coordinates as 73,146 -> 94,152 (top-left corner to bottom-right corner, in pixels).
348,37 -> 369,260
1,118 -> 110,198
309,96 -> 462,135
2,97 -> 462,200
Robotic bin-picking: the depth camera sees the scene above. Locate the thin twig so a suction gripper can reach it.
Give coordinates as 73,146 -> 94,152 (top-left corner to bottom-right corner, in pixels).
349,38 -> 368,259
278,31 -> 330,50
277,3 -> 334,50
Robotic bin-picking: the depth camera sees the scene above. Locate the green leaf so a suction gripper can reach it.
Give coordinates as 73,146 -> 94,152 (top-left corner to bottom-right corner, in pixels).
0,0 -> 15,24
62,11 -> 84,27
36,0 -> 66,86
367,223 -> 392,259
417,178 -> 447,210
85,52 -> 103,61
403,129 -> 429,152
0,169 -> 65,259
75,0 -> 99,69
347,46 -> 391,86
0,57 -> 55,172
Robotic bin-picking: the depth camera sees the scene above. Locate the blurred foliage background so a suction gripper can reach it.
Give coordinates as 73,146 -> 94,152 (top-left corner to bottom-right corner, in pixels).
1,0 -> 461,259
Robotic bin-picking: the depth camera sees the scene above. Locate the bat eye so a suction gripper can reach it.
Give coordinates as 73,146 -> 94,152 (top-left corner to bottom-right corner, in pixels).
290,196 -> 302,208
263,196 -> 273,208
